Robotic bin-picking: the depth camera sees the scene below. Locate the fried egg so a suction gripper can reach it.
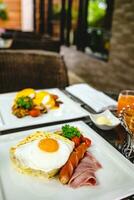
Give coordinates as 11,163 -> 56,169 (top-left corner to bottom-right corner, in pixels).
15,88 -> 36,99
14,133 -> 74,173
33,91 -> 56,109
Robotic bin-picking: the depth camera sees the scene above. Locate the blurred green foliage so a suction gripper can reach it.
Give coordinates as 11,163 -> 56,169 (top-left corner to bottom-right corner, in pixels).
0,1 -> 8,20
88,0 -> 107,27
53,0 -> 106,27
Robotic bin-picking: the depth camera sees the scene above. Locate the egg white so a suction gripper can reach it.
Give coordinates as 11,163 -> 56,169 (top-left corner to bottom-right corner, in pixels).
15,134 -> 74,172
41,95 -> 54,109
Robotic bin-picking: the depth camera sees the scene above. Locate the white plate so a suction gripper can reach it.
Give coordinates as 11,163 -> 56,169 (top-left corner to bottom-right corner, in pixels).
0,121 -> 134,200
0,88 -> 89,131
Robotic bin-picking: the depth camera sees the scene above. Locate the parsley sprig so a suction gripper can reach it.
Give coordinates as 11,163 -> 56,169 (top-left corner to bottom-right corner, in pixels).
16,96 -> 33,109
62,125 -> 81,139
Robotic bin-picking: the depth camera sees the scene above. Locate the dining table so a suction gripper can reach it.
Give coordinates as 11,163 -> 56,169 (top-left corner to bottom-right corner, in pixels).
0,84 -> 133,200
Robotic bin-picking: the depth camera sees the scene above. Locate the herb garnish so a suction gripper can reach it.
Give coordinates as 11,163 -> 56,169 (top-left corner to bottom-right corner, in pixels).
16,96 -> 33,109
62,125 -> 81,139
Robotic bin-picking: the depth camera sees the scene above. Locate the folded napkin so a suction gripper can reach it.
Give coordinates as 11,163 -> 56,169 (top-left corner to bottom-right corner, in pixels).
66,84 -> 117,113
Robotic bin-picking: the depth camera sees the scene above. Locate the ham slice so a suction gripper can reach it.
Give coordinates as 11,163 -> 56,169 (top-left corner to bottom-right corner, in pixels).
69,152 -> 102,188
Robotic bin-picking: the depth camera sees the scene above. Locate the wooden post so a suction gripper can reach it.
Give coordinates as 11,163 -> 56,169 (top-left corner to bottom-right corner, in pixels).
66,0 -> 73,46
76,0 -> 89,51
39,0 -> 45,33
60,0 -> 66,44
82,0 -> 89,50
47,0 -> 53,36
33,0 -> 36,31
76,0 -> 84,50
104,0 -> 115,30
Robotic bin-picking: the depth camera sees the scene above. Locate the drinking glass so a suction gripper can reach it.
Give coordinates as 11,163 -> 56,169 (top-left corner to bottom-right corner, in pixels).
118,90 -> 134,161
117,90 -> 134,114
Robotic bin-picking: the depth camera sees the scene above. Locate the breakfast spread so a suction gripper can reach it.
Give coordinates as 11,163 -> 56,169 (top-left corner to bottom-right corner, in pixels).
12,88 -> 62,118
10,125 -> 102,188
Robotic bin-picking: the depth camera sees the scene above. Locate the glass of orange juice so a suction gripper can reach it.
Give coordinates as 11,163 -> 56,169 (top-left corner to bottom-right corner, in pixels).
117,90 -> 134,114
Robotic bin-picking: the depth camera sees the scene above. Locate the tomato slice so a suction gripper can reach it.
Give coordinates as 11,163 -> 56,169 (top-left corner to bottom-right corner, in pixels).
29,109 -> 41,117
81,136 -> 92,147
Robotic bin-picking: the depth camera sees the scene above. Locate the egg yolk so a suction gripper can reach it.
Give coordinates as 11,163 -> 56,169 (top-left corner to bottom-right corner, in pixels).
33,91 -> 56,108
16,88 -> 35,99
33,91 -> 49,105
38,138 -> 59,152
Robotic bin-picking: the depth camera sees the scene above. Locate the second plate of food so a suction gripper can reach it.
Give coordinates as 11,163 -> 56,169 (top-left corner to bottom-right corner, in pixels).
0,88 -> 89,131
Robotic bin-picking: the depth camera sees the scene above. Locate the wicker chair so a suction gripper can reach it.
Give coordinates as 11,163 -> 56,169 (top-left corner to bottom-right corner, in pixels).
10,37 -> 60,52
1,30 -> 42,40
1,30 -> 60,52
0,50 -> 68,93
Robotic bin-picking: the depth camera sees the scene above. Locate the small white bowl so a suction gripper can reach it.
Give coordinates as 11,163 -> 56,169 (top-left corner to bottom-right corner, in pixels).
89,110 -> 120,130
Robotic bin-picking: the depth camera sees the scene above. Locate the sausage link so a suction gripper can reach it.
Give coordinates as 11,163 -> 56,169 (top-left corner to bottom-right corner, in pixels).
59,143 -> 88,184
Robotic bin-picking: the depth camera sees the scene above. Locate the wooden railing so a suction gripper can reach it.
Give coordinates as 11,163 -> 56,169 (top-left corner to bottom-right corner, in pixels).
33,0 -> 114,51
